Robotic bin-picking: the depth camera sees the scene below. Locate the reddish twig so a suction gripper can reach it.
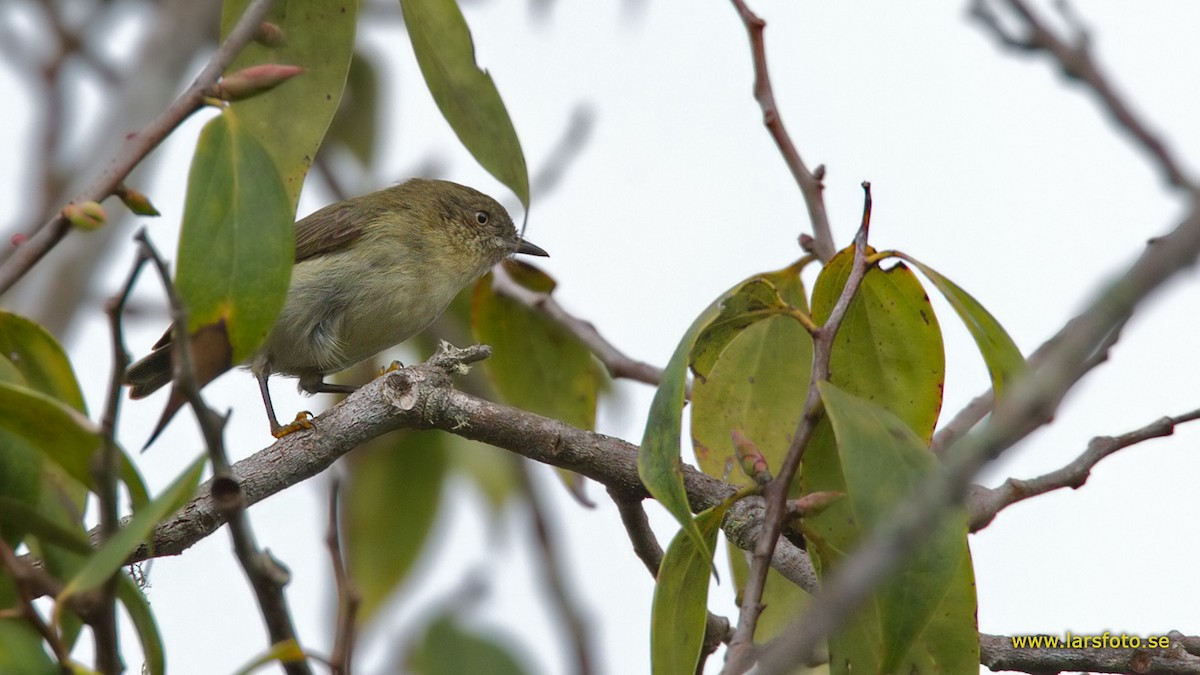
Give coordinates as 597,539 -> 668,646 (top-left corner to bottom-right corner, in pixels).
0,0 -> 278,294
724,183 -> 874,672
729,0 -> 836,261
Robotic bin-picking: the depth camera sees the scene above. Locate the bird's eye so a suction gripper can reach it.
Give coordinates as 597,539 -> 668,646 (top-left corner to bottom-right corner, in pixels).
475,211 -> 489,225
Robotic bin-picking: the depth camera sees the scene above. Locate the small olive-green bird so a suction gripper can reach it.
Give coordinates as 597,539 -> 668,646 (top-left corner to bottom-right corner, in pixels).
127,178 -> 547,445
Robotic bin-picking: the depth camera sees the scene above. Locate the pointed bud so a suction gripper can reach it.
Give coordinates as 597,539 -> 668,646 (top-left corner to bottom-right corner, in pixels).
62,201 -> 107,231
255,22 -> 285,48
788,491 -> 843,518
116,185 -> 160,216
209,64 -> 304,102
732,429 -> 772,485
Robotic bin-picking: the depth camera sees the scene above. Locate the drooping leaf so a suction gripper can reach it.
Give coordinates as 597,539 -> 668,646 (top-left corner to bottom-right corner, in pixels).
805,383 -> 977,673
60,456 -> 205,600
810,246 -> 945,443
175,112 -> 294,363
408,615 -> 532,675
692,261 -> 813,493
220,0 -> 357,206
0,311 -> 86,411
399,0 -> 529,209
116,574 -> 165,675
343,430 -> 449,623
885,252 -> 1026,399
639,296 -> 724,562
650,500 -> 730,675
0,382 -> 99,490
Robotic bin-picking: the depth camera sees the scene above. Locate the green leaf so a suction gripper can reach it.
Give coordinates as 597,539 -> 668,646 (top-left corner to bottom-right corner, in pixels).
0,619 -> 56,675
806,383 -> 977,674
690,278 -> 801,381
639,298 -> 723,563
886,252 -> 1026,399
344,430 -> 448,623
116,574 -> 165,675
176,112 -> 294,363
60,456 -> 206,599
408,615 -> 532,675
650,501 -> 730,675
810,247 -> 945,444
0,311 -> 86,411
0,382 -> 99,490
0,497 -> 90,555
220,0 -> 357,207
400,0 -> 530,209
692,262 -> 813,492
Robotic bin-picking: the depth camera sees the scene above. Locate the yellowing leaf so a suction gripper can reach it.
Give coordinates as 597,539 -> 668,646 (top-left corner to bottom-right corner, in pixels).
220,0 -> 357,206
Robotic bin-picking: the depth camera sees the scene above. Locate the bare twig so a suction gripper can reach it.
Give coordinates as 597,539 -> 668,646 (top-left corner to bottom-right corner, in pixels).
729,0 -> 836,261
91,242 -> 154,673
137,232 -> 312,675
325,479 -> 359,675
0,0 -> 278,294
970,0 -> 1194,191
723,183 -> 873,672
968,406 -> 1200,531
491,265 -> 667,387
979,632 -> 1200,674
752,195 -> 1200,673
517,462 -> 596,675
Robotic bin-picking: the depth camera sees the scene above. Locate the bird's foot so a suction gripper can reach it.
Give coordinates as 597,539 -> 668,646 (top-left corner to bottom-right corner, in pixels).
272,411 -> 315,438
377,360 -> 404,377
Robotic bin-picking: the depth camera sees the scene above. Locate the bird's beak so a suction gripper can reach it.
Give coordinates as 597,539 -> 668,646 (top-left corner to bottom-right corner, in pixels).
517,239 -> 549,257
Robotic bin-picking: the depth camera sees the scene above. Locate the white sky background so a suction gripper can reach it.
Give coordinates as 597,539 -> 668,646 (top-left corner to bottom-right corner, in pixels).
4,1 -> 1200,673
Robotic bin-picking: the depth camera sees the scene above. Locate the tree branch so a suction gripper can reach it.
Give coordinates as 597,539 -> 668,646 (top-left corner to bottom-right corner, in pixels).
979,632 -> 1200,674
969,406 -> 1200,531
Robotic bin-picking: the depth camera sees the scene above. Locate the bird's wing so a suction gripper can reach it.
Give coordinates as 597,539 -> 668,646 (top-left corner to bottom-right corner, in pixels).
294,195 -> 386,263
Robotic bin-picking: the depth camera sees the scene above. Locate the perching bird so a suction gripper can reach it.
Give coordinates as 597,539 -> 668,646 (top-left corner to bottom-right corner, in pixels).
127,178 -> 547,445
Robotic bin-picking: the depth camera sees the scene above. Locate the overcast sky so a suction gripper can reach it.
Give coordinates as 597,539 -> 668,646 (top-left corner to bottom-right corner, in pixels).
4,1 -> 1200,673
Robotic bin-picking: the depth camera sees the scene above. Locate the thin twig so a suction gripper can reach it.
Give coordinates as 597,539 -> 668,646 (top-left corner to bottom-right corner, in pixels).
0,0 -> 278,294
723,183 -> 873,672
325,478 -> 359,675
970,0 -> 1194,190
729,0 -> 836,261
136,232 -> 313,675
517,461 -> 596,675
491,265 -> 667,387
91,242 -> 153,673
968,406 -> 1200,531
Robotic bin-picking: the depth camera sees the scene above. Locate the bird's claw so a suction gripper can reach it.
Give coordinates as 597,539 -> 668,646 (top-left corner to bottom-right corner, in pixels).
272,410 -> 315,438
